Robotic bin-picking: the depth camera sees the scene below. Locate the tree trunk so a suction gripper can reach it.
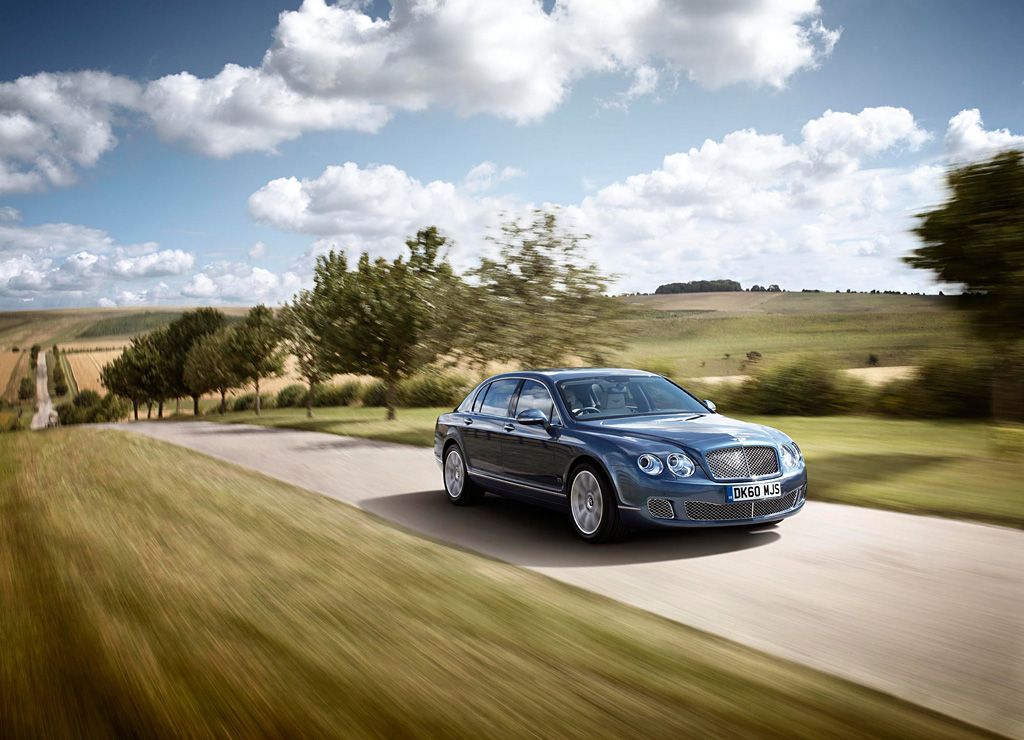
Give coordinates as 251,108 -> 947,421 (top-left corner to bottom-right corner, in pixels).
386,377 -> 398,421
147,402 -> 152,419
255,378 -> 261,416
307,379 -> 315,419
132,401 -> 138,421
192,394 -> 200,417
158,400 -> 164,419
219,389 -> 227,414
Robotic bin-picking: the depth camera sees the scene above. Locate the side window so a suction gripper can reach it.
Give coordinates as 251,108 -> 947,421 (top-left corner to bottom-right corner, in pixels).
515,380 -> 555,421
478,379 -> 520,417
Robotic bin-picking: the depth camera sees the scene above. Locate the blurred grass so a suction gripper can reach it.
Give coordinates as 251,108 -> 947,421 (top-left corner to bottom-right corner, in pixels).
202,407 -> 1024,528
0,429 -> 999,739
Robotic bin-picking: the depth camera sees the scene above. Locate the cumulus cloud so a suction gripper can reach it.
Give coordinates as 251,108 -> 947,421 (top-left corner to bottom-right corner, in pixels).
247,241 -> 267,260
181,261 -> 302,303
1,0 -> 839,181
944,109 -> 1024,162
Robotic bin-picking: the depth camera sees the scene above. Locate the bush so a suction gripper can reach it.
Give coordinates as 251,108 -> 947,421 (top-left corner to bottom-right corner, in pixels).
398,373 -> 474,408
868,353 -> 879,367
74,389 -> 101,408
634,357 -> 677,379
6,416 -> 25,432
54,381 -> 68,397
716,358 -> 868,416
232,393 -> 276,412
873,354 -> 991,418
55,393 -> 130,425
360,380 -> 387,407
275,384 -> 309,408
314,381 -> 361,407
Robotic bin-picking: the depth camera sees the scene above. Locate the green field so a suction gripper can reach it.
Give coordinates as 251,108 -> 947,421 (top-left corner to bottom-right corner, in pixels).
209,406 -> 1024,528
0,430 -> 996,740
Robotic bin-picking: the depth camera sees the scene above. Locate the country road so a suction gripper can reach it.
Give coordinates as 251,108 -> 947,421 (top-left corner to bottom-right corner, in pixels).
121,421 -> 1023,739
29,352 -> 52,430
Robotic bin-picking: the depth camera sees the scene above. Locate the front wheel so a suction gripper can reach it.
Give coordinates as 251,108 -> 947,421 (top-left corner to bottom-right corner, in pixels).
569,464 -> 626,543
444,445 -> 484,506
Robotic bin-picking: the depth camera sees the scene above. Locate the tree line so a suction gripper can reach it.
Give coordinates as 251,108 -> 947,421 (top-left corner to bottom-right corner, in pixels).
99,211 -> 622,421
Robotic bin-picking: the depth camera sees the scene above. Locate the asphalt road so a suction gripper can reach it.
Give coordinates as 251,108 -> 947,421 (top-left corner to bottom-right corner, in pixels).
29,353 -> 52,430
120,421 -> 1023,738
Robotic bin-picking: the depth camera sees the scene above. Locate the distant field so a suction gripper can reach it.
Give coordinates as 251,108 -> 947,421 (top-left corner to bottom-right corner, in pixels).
66,350 -> 120,393
622,291 -> 950,314
0,350 -> 26,404
0,430 -> 993,740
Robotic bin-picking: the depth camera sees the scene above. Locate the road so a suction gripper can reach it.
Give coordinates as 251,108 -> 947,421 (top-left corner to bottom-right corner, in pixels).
29,352 -> 52,430
120,421 -> 1023,739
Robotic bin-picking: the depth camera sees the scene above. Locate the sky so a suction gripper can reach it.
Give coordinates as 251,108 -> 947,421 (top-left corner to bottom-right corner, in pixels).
1,0 -> 1023,309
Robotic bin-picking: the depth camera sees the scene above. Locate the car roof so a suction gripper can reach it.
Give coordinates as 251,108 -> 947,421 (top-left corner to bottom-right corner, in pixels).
486,368 -> 659,382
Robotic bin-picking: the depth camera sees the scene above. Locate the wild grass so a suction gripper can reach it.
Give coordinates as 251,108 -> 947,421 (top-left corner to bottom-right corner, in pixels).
0,430 -> 996,740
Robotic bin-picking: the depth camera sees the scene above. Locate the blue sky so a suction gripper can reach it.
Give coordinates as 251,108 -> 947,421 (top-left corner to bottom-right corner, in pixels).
1,0 -> 1022,308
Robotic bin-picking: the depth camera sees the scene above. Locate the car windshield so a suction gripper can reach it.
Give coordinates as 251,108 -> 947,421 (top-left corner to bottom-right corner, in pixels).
556,376 -> 709,420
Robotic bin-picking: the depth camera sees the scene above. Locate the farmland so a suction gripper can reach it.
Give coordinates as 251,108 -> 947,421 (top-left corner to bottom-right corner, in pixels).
1,350 -> 30,405
66,350 -> 121,394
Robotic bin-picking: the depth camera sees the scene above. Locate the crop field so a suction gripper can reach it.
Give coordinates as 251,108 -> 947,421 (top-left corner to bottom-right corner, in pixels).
66,350 -> 121,394
1,350 -> 27,404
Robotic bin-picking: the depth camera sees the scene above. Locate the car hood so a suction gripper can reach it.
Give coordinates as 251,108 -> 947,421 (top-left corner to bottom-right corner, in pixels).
587,413 -> 783,450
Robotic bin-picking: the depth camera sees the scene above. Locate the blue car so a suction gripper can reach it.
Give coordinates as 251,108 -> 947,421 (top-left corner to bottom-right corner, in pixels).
435,368 -> 807,542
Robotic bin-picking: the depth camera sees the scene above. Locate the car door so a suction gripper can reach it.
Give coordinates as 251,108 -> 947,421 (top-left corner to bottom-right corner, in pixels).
460,378 -> 520,476
501,379 -> 573,494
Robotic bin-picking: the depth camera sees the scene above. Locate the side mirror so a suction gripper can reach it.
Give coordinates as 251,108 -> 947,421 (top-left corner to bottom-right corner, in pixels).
703,400 -> 717,413
516,408 -> 550,427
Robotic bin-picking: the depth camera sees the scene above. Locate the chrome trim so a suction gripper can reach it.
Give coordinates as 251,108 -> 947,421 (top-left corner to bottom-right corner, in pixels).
470,469 -> 567,496
703,445 -> 780,481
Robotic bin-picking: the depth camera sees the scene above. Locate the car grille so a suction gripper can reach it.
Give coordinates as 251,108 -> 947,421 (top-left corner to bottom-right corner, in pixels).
705,446 -> 779,480
685,490 -> 800,521
647,498 -> 675,520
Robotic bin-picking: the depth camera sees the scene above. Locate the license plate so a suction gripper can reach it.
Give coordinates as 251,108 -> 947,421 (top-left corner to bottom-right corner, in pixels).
728,481 -> 783,501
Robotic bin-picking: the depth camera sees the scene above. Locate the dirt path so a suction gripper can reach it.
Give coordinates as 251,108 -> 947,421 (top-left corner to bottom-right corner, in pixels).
118,421 -> 1023,738
29,353 -> 52,430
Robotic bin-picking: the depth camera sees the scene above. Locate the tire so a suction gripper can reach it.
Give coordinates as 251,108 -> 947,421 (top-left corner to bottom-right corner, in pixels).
443,444 -> 484,506
568,463 -> 626,543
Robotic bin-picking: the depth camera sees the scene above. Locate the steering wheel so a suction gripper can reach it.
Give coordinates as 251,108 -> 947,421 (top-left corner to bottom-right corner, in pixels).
576,406 -> 601,416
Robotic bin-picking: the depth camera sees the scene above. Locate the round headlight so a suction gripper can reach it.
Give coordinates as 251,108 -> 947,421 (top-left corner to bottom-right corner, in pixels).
780,445 -> 803,471
666,452 -> 696,477
637,454 -> 664,476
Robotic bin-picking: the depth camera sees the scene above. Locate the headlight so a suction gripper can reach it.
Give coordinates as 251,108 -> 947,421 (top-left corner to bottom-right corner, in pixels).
780,444 -> 804,471
666,452 -> 696,477
637,454 -> 664,476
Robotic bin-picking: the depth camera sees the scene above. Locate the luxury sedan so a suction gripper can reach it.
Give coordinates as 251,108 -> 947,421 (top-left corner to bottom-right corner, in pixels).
434,369 -> 807,542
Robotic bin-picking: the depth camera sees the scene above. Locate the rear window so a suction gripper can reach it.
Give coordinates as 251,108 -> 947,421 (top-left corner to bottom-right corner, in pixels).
477,379 -> 520,417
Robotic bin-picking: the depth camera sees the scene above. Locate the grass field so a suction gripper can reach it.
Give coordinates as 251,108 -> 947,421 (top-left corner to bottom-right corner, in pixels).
0,430 -> 996,740
208,406 -> 1024,528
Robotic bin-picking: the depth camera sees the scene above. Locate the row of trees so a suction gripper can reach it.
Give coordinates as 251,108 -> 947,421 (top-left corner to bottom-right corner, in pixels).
98,212 -> 623,421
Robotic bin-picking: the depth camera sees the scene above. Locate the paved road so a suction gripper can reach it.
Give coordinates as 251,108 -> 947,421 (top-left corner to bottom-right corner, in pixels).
29,352 -> 52,430
120,421 -> 1023,738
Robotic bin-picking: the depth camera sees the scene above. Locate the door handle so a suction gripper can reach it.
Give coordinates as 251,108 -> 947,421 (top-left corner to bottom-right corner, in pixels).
464,417 -> 473,425
503,424 -> 515,432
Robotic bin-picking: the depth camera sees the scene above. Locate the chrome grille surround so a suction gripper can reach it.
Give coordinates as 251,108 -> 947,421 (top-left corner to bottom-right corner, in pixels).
704,446 -> 779,480
684,490 -> 800,521
647,498 -> 675,520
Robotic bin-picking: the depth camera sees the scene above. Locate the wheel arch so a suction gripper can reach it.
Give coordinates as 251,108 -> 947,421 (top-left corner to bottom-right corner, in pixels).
565,454 -> 622,505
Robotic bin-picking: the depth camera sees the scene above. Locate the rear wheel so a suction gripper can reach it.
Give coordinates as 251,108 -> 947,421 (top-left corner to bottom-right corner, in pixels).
444,445 -> 484,506
569,463 -> 626,543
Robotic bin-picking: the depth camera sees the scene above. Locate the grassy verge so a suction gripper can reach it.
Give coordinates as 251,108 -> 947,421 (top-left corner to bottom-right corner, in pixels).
0,430 -> 996,739
202,407 -> 1024,528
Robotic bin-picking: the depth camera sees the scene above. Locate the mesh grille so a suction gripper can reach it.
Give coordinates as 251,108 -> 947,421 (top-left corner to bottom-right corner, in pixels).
705,446 -> 779,480
647,498 -> 675,520
685,491 -> 798,521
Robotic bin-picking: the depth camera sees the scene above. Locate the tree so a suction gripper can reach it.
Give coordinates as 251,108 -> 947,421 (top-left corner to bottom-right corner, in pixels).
280,291 -> 333,419
312,227 -> 457,421
227,305 -> 283,415
906,149 -> 1024,420
163,308 -> 228,415
461,210 -> 624,369
18,376 -> 33,405
183,330 -> 240,414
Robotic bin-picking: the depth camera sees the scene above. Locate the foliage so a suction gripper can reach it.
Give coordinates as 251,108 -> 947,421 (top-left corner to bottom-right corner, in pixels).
101,330 -> 170,419
77,311 -> 184,338
232,393 -> 276,412
396,372 -> 473,408
279,291 -> 334,417
313,381 -> 362,407
5,415 -> 25,432
713,359 -> 869,416
73,389 -> 101,408
183,330 -> 240,414
163,308 -> 228,414
275,384 -> 309,408
18,376 -> 33,402
360,379 -> 387,407
312,227 -> 458,420
655,280 -> 742,294
460,210 -> 624,370
29,344 -> 40,369
633,357 -> 677,379
874,354 -> 992,419
226,305 -> 283,415
54,380 -> 68,397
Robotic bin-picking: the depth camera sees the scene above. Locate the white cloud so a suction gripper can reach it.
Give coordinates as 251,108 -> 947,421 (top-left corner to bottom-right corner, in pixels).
247,241 -> 267,260
462,161 -> 526,193
944,109 -> 1024,162
181,262 -> 302,303
1,1 -> 839,181
0,206 -> 20,222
